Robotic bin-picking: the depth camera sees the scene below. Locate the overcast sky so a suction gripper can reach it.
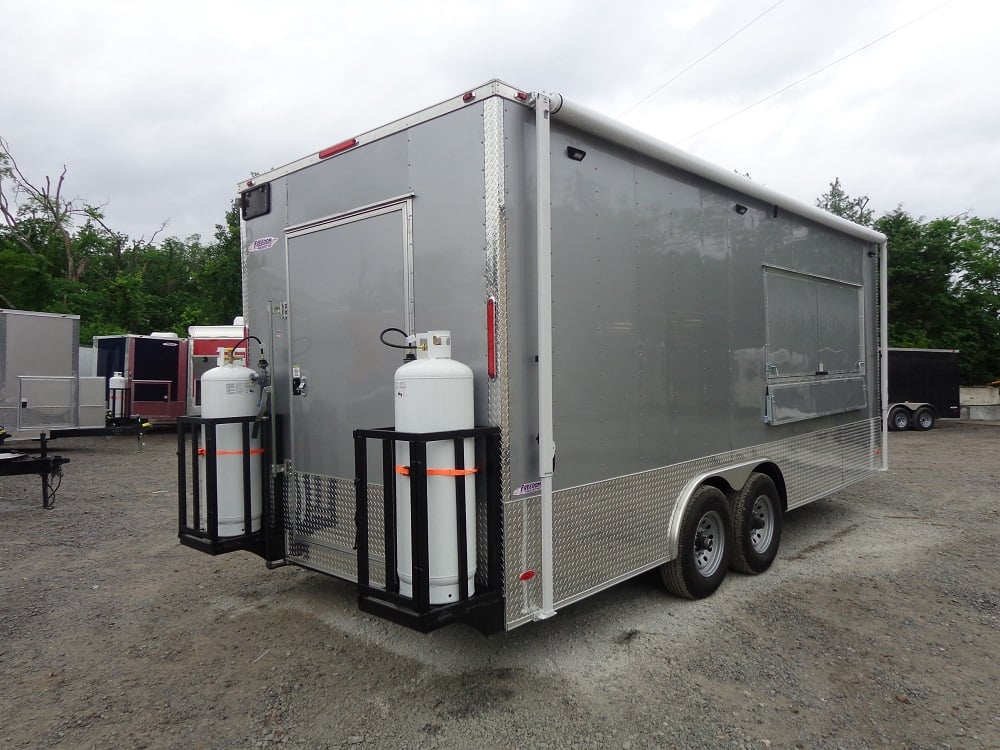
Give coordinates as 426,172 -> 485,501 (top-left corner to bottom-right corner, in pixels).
2,0 -> 996,242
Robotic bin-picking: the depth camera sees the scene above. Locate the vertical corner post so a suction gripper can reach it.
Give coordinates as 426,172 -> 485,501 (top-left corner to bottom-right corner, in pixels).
533,92 -> 556,620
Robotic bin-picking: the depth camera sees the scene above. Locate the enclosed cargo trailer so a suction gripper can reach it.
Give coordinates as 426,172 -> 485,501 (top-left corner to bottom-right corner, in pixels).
186,319 -> 248,416
94,333 -> 189,424
886,348 -> 960,430
178,81 -> 888,634
1,309 -> 105,441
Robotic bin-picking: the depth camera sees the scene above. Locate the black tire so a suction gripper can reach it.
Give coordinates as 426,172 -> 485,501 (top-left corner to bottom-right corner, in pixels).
661,485 -> 732,599
729,473 -> 783,574
913,406 -> 935,431
888,406 -> 911,431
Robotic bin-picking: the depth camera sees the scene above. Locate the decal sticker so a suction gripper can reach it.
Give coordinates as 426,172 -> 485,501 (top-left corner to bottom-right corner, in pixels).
247,236 -> 278,252
513,480 -> 542,497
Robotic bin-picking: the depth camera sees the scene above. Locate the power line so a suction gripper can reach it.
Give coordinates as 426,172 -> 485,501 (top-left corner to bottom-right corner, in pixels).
618,0 -> 787,119
678,0 -> 955,143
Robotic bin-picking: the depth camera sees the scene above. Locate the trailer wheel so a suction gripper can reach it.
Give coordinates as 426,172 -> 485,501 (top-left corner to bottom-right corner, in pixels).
661,485 -> 732,599
729,473 -> 782,574
888,406 -> 911,431
913,407 -> 935,431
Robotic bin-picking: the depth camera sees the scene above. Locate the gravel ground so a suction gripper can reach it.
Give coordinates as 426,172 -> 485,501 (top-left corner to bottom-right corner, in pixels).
1,420 -> 998,750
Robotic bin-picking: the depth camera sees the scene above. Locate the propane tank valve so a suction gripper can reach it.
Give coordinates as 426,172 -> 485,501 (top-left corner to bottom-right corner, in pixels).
379,326 -> 420,362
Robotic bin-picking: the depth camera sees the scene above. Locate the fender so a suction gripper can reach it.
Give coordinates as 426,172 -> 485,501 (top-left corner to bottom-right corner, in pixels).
666,459 -> 769,559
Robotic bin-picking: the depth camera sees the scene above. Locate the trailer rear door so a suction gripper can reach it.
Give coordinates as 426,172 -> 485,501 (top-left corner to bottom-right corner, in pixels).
284,199 -> 414,478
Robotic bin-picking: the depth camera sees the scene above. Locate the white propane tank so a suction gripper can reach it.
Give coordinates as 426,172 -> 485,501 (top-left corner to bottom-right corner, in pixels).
108,371 -> 127,419
394,331 -> 476,604
199,351 -> 262,537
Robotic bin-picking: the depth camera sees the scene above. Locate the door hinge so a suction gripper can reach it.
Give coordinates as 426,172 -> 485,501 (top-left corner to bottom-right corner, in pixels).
270,300 -> 288,320
272,459 -> 292,475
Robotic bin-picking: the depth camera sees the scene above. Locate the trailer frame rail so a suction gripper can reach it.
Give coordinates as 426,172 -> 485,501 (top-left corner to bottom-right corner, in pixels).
0,434 -> 70,509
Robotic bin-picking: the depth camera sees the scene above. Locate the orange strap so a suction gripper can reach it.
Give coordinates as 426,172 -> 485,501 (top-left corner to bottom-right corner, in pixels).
197,448 -> 265,456
396,465 -> 477,477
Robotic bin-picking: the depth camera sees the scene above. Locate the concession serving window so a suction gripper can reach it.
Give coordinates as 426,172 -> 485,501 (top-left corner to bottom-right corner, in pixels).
763,266 -> 867,425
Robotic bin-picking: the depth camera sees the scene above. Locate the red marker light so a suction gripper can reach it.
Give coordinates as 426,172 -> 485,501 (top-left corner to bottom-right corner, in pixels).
487,297 -> 497,379
246,179 -> 255,187
516,91 -> 528,100
519,570 -> 536,582
462,91 -> 475,102
318,138 -> 358,159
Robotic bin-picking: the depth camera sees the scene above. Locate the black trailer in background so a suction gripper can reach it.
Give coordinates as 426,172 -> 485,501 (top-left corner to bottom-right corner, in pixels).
886,348 -> 961,431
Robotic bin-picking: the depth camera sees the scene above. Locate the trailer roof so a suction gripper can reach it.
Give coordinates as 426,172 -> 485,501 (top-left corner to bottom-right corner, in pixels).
242,80 -> 886,246
548,93 -> 887,245
1,309 -> 80,321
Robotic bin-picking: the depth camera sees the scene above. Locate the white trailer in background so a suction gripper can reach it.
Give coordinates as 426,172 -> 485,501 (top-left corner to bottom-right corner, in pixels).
178,81 -> 888,634
186,318 -> 248,416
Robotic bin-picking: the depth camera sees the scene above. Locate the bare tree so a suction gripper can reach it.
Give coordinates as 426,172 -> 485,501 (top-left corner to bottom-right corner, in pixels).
0,136 -> 90,281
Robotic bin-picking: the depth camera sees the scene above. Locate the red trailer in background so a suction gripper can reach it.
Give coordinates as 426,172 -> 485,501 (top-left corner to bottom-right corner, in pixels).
93,333 -> 189,424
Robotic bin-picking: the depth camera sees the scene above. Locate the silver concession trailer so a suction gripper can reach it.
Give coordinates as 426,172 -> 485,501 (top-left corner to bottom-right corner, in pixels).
178,81 -> 888,634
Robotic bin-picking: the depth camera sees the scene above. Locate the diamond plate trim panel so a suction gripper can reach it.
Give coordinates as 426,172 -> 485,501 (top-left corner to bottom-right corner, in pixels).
503,495 -> 542,625
239,222 -> 249,321
18,406 -> 75,429
484,98 -> 510,451
483,96 -> 513,602
505,418 -> 883,629
284,471 -> 386,587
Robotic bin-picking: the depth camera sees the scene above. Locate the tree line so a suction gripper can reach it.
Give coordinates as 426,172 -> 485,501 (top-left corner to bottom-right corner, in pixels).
817,178 -> 1000,384
1,137 -> 241,344
2,141 -> 999,384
